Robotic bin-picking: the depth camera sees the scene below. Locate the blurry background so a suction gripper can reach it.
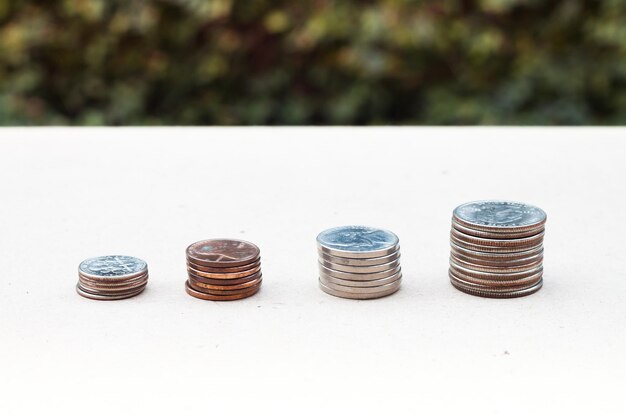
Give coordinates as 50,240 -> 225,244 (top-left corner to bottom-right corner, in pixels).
0,0 -> 624,125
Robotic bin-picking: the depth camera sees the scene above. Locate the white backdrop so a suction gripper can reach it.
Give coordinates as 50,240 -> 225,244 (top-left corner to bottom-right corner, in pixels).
1,127 -> 625,416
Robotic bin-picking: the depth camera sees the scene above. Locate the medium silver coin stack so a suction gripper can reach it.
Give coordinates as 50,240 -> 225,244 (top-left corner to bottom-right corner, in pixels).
449,201 -> 546,298
77,255 -> 149,300
317,226 -> 402,299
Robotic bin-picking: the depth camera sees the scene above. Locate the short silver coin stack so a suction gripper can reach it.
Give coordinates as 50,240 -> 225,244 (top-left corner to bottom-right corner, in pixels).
317,226 -> 402,300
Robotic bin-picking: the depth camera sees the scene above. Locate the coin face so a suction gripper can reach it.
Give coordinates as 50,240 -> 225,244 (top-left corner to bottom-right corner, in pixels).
317,226 -> 399,258
186,239 -> 260,267
453,201 -> 546,230
79,255 -> 147,279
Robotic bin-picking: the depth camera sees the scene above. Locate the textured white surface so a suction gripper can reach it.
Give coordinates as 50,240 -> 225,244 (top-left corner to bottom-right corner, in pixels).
0,128 -> 625,417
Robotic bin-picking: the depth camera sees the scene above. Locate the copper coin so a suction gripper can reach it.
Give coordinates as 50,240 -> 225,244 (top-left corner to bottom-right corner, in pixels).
188,280 -> 262,296
451,228 -> 545,248
448,268 -> 543,288
450,278 -> 543,298
451,220 -> 545,239
187,263 -> 261,279
186,259 -> 261,273
185,281 -> 260,301
188,275 -> 263,291
186,239 -> 260,267
449,255 -> 543,274
188,270 -> 262,286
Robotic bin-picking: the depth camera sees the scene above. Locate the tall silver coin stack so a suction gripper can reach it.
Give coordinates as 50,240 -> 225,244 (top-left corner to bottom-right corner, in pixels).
317,226 -> 402,299
449,201 -> 546,298
77,255 -> 149,300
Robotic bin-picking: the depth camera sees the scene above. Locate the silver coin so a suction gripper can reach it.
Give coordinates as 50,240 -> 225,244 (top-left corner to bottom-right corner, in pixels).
449,268 -> 543,288
450,277 -> 543,298
450,234 -> 543,253
452,219 -> 545,239
78,276 -> 149,292
450,241 -> 544,260
79,255 -> 148,280
318,258 -> 400,274
76,283 -> 146,300
450,228 -> 545,248
78,272 -> 149,287
453,201 -> 547,231
319,280 -> 400,300
319,276 -> 402,294
318,263 -> 401,281
316,226 -> 399,259
450,260 -> 543,280
450,255 -> 542,274
318,250 -> 400,267
450,249 -> 544,268
319,270 -> 403,288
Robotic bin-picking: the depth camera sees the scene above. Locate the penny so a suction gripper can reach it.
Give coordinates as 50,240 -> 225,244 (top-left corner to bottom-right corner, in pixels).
318,270 -> 403,288
188,280 -> 262,295
188,276 -> 263,291
188,270 -> 262,286
450,278 -> 543,298
453,201 -> 547,232
318,263 -> 401,281
318,250 -> 400,267
186,239 -> 260,267
451,228 -> 545,248
185,281 -> 260,301
78,255 -> 147,281
318,258 -> 400,274
187,263 -> 261,279
317,226 -> 399,259
318,280 -> 400,300
186,259 -> 261,273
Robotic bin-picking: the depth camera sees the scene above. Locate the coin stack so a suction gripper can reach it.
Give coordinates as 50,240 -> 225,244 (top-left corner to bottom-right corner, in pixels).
317,226 -> 402,300
449,201 -> 546,298
77,255 -> 149,300
185,239 -> 262,301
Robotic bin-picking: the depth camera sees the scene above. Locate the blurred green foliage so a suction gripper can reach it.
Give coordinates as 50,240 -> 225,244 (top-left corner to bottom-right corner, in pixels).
0,0 -> 625,125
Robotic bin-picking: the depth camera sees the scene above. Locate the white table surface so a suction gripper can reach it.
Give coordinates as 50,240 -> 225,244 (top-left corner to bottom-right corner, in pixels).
1,127 -> 625,417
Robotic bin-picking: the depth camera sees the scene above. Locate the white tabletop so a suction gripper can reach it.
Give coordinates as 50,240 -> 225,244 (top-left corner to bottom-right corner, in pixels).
1,127 -> 625,416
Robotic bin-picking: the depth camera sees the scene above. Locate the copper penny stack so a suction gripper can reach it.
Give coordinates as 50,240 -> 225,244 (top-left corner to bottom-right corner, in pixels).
449,201 -> 547,298
185,239 -> 262,301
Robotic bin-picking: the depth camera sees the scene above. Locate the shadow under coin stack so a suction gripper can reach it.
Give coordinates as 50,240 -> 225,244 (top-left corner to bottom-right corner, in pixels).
449,201 -> 547,298
317,226 -> 402,299
77,255 -> 149,300
185,239 -> 262,301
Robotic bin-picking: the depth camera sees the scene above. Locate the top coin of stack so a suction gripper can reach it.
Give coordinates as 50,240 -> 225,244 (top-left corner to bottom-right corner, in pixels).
185,239 -> 262,301
77,255 -> 149,300
449,201 -> 547,298
317,226 -> 402,300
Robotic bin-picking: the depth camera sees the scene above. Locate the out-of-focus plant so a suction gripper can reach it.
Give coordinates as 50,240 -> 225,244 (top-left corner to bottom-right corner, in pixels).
0,0 -> 624,125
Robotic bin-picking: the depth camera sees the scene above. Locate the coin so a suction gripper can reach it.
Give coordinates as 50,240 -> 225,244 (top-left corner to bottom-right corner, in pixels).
187,263 -> 261,279
318,280 -> 400,300
450,241 -> 544,261
450,234 -> 543,253
450,249 -> 544,268
185,281 -> 260,301
186,239 -> 260,267
319,270 -> 403,288
449,268 -> 543,288
452,220 -> 544,239
78,255 -> 147,281
76,283 -> 146,301
318,258 -> 400,274
451,228 -> 545,248
187,279 -> 262,295
317,226 -> 399,259
188,276 -> 262,291
453,201 -> 547,232
318,263 -> 401,281
319,276 -> 402,294
450,278 -> 543,298
318,250 -> 400,267
448,272 -> 535,292
188,270 -> 263,286
450,255 -> 543,273
186,259 -> 261,273
449,261 -> 543,280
